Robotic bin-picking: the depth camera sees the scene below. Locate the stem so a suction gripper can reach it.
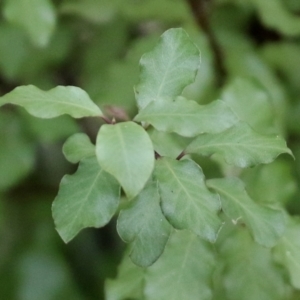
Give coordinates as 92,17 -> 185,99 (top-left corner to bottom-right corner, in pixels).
100,115 -> 113,124
176,151 -> 186,160
155,151 -> 161,159
186,0 -> 226,86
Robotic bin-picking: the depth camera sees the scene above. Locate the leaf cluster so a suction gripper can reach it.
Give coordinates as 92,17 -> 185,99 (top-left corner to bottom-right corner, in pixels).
1,1 -> 300,299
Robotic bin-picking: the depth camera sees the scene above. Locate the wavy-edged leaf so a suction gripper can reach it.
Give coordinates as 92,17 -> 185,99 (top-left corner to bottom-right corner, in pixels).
214,227 -> 289,300
135,28 -> 200,109
63,133 -> 95,163
274,220 -> 300,289
105,250 -> 145,300
117,182 -> 172,267
207,177 -> 285,247
135,98 -> 238,137
186,122 -> 292,168
145,230 -> 215,300
3,0 -> 56,47
221,78 -> 275,134
52,157 -> 120,243
154,157 -> 221,242
96,121 -> 154,199
0,85 -> 103,118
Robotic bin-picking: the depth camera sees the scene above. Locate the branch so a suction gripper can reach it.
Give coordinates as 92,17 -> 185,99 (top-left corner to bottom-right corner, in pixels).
186,0 -> 226,86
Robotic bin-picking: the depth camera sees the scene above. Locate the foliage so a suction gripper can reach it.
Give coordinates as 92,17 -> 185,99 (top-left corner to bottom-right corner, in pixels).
1,0 -> 300,299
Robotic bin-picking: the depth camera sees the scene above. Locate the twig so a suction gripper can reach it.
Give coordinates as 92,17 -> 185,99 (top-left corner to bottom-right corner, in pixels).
186,0 -> 226,86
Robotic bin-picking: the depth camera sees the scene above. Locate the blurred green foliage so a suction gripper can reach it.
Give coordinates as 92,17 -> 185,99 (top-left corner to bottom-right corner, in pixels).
1,0 -> 300,299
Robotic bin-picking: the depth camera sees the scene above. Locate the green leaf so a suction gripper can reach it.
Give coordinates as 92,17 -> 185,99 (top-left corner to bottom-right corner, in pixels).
135,28 -> 200,109
52,157 -> 120,243
274,220 -> 300,289
0,85 -> 103,118
207,177 -> 285,247
105,250 -> 145,300
0,111 -> 35,191
96,121 -> 154,199
186,122 -> 293,168
3,0 -> 56,47
120,0 -> 190,23
251,0 -> 300,36
60,0 -> 117,24
21,113 -> 79,143
241,160 -> 297,206
221,78 -> 275,134
148,127 -> 192,159
154,157 -> 221,242
117,182 -> 172,267
214,226 -> 289,300
144,230 -> 215,300
135,98 -> 238,137
63,133 -> 95,164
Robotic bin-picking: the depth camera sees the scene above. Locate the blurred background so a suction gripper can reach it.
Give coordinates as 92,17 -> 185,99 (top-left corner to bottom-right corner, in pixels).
1,0 -> 300,299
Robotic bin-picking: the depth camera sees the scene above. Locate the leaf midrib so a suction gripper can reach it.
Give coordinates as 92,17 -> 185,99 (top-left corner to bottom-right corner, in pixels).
64,168 -> 103,234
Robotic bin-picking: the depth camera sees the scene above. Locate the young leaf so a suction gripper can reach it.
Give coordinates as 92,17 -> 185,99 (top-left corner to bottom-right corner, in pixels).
154,157 -> 222,242
207,177 -> 285,247
52,157 -> 120,243
117,182 -> 172,267
145,230 -> 215,300
148,127 -> 192,159
135,98 -> 238,137
274,221 -> 300,289
215,227 -> 288,300
186,122 -> 292,168
96,121 -> 154,199
0,85 -> 103,118
3,0 -> 56,47
221,78 -> 275,134
63,133 -> 95,164
105,250 -> 145,300
135,28 -> 200,109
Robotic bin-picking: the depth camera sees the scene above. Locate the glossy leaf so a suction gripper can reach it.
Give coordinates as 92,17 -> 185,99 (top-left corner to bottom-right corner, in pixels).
105,250 -> 145,300
154,157 -> 221,242
52,157 -> 120,243
186,122 -> 292,168
135,97 -> 238,137
63,133 -> 95,164
207,177 -> 285,247
214,227 -> 289,300
221,78 -> 275,134
135,28 -> 200,109
145,230 -> 215,300
148,127 -> 192,159
274,221 -> 300,289
117,182 -> 172,267
0,85 -> 103,118
96,121 -> 154,199
3,0 -> 56,47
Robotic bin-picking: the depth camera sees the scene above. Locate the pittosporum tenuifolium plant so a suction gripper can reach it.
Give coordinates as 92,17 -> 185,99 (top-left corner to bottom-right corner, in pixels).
0,28 -> 295,299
